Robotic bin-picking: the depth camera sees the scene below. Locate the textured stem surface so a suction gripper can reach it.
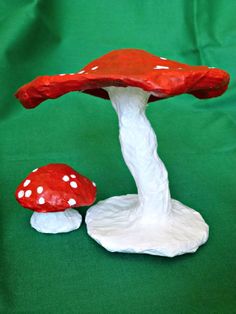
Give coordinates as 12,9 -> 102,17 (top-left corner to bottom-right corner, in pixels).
105,87 -> 171,220
30,208 -> 82,233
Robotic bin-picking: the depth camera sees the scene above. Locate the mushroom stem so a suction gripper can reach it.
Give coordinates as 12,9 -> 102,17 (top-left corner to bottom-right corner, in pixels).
30,208 -> 82,233
105,86 -> 171,221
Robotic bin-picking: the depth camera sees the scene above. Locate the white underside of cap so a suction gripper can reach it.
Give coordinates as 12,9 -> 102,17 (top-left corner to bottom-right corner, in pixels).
85,194 -> 209,257
30,208 -> 82,234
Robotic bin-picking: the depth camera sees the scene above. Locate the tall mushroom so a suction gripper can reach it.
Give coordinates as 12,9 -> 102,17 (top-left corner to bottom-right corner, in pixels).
15,164 -> 96,234
15,49 -> 229,256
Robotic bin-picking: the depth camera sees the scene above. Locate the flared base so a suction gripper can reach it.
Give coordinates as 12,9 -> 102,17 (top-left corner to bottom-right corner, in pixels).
85,195 -> 209,257
30,208 -> 82,234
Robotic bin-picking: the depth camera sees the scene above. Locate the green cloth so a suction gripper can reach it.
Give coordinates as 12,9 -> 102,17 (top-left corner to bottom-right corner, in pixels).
0,0 -> 235,313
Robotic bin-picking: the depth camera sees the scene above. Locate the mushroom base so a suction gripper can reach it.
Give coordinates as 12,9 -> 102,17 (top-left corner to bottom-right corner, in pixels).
30,208 -> 82,234
85,195 -> 209,257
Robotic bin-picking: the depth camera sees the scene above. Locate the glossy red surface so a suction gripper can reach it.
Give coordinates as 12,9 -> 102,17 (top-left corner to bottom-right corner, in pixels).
15,49 -> 230,108
15,164 -> 96,213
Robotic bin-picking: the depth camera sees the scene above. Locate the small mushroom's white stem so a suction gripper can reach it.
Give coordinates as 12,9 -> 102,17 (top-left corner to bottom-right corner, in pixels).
30,208 -> 82,234
105,87 -> 171,222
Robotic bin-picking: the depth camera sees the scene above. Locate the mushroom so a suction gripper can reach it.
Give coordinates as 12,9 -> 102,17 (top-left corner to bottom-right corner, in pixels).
15,49 -> 229,256
15,164 -> 96,234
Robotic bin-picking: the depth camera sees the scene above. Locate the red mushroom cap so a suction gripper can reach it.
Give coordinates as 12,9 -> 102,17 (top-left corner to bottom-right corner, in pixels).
15,48 -> 230,109
15,164 -> 96,213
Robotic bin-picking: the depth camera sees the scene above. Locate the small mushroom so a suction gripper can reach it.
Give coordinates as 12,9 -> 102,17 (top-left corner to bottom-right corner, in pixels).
15,164 -> 96,234
15,49 -> 229,256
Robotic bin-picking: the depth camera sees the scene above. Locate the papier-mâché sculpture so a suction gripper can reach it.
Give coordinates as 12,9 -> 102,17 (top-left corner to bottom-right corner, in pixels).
15,49 -> 229,256
15,164 -> 96,233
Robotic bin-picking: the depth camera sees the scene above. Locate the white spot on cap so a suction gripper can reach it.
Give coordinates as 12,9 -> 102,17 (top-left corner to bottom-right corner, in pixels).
59,74 -> 66,76
38,197 -> 45,205
25,190 -> 32,198
62,175 -> 70,182
92,182 -> 96,187
154,65 -> 169,70
23,179 -> 31,187
32,168 -> 38,172
18,190 -> 24,198
70,174 -> 76,178
37,186 -> 43,194
68,198 -> 76,206
91,66 -> 98,70
78,70 -> 85,74
70,181 -> 78,188
69,73 -> 74,75
160,57 -> 167,60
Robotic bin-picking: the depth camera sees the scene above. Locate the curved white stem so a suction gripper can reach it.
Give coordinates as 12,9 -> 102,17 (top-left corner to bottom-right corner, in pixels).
86,86 -> 209,256
105,87 -> 171,221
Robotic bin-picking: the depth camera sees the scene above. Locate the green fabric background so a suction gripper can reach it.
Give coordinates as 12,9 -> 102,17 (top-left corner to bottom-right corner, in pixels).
0,0 -> 235,313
